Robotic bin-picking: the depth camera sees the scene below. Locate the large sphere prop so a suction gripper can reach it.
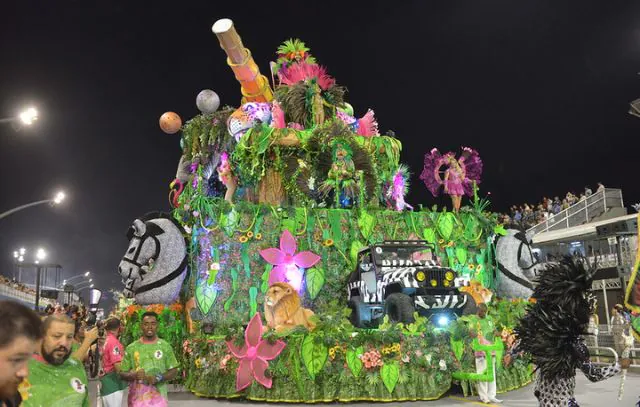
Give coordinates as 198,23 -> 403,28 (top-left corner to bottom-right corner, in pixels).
196,89 -> 220,114
159,112 -> 182,134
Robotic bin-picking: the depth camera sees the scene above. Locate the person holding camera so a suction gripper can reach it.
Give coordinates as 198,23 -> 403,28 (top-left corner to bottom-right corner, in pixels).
99,318 -> 127,407
120,312 -> 178,407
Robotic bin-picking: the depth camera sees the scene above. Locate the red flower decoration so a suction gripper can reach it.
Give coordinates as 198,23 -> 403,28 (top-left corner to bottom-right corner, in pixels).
226,313 -> 286,391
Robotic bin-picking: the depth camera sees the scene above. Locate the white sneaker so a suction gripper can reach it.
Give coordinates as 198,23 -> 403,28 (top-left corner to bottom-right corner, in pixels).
480,398 -> 491,403
489,397 -> 503,403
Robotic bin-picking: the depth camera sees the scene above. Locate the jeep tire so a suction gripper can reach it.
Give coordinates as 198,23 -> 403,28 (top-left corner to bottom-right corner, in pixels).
348,298 -> 365,328
385,293 -> 415,324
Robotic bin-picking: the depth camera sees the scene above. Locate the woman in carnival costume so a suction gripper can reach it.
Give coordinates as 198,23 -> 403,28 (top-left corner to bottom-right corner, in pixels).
514,256 -> 631,406
419,147 -> 483,212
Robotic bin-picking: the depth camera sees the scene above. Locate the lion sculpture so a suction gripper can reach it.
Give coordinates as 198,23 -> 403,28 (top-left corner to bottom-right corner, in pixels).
264,282 -> 316,333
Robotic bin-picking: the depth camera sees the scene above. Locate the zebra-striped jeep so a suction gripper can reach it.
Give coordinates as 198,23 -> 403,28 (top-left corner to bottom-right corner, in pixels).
347,240 -> 470,328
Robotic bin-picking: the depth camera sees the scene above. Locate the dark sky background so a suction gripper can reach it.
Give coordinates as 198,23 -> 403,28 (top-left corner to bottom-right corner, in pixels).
2,0 -> 640,311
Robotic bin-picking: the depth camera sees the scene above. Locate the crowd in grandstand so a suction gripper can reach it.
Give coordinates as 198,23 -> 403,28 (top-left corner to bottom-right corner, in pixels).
499,183 -> 605,229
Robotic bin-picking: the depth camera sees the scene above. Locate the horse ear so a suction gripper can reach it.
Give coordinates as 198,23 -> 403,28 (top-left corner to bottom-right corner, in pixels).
144,221 -> 165,237
132,219 -> 146,237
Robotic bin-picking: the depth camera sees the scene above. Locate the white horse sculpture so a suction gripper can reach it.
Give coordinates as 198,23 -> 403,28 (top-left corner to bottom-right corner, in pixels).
118,213 -> 188,305
493,229 -> 545,298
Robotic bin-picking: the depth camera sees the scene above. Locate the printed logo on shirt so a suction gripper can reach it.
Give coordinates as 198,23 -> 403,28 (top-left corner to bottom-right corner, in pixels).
154,350 -> 163,359
70,377 -> 86,393
113,346 -> 121,355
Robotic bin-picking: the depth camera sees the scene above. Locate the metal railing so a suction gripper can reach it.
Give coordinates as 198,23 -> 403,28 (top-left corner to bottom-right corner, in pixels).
528,188 -> 624,235
0,283 -> 54,307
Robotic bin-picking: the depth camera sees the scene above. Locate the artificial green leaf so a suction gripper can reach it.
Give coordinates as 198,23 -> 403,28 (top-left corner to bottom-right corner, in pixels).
423,228 -> 436,244
249,287 -> 258,318
437,213 -> 455,240
241,244 -> 251,278
380,361 -> 400,394
493,224 -> 507,236
350,240 -> 364,266
305,267 -> 325,300
346,346 -> 364,378
455,247 -> 467,265
223,268 -> 238,312
358,210 -> 376,240
301,335 -> 328,379
261,265 -> 272,294
195,282 -> 217,315
450,338 -> 465,361
281,219 -> 295,235
223,209 -> 238,237
463,216 -> 482,241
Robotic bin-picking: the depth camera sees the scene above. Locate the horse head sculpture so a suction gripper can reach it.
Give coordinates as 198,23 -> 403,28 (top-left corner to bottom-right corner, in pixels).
493,228 -> 545,298
118,213 -> 188,305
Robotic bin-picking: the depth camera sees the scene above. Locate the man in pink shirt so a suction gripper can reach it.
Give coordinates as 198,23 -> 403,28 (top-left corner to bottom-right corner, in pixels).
100,318 -> 127,407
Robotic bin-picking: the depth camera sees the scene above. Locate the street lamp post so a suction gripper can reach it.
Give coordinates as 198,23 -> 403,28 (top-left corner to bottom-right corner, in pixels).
62,271 -> 90,286
0,191 -> 65,221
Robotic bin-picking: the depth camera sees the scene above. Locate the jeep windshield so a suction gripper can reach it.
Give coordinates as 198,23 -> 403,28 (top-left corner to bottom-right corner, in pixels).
373,245 -> 435,267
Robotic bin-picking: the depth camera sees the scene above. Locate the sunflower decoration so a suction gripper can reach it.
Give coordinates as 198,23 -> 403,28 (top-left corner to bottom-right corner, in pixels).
323,239 -> 334,247
239,235 -> 249,243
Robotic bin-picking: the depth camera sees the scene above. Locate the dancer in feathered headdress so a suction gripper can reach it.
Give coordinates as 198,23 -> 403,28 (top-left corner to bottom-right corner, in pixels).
514,257 -> 630,406
419,147 -> 482,212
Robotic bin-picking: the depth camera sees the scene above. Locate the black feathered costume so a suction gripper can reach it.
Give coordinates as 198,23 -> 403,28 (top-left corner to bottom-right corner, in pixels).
514,257 -> 620,407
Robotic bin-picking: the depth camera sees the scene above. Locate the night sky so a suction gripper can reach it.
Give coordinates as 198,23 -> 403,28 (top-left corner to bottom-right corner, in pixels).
2,0 -> 640,310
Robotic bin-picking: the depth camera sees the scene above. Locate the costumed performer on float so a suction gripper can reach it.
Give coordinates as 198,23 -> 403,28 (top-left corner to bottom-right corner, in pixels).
514,256 -> 630,407
419,147 -> 482,212
469,303 -> 503,404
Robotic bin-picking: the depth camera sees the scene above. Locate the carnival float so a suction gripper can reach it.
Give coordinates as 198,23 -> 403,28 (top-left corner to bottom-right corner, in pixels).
114,18 -> 541,402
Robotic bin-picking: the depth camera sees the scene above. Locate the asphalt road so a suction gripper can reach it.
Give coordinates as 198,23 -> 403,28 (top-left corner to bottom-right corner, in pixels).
89,372 -> 640,406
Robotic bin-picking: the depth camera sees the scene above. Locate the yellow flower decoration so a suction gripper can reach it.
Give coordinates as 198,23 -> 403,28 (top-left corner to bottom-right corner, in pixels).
255,233 -> 262,240
476,264 -> 483,271
438,239 -> 445,244
239,235 -> 248,243
323,239 -> 334,247
246,231 -> 254,238
195,358 -> 202,368
447,241 -> 455,247
468,264 -> 476,270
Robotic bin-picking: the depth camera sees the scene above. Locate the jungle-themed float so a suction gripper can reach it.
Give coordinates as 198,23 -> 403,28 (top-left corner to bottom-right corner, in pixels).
114,18 -> 538,402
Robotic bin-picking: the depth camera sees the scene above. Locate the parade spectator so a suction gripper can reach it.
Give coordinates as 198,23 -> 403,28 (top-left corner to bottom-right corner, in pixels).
0,301 -> 43,407
610,307 -> 627,357
20,314 -> 89,407
596,182 -> 605,193
585,186 -> 593,197
120,312 -> 179,407
100,318 -> 127,407
70,323 -> 98,363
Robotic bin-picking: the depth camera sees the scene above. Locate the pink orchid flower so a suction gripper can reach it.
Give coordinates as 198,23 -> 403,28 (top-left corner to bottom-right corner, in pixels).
226,313 -> 286,391
259,230 -> 320,291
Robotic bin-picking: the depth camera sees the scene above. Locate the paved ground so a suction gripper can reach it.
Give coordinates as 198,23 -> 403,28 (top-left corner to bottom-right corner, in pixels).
89,372 -> 640,406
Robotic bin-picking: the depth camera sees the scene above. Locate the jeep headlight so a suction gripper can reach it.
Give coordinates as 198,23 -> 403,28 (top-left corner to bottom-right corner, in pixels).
445,271 -> 454,281
430,279 -> 438,287
443,280 -> 450,287
416,271 -> 426,282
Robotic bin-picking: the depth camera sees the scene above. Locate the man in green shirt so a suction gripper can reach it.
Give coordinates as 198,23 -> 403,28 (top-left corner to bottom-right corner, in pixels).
120,312 -> 179,407
20,314 -> 89,407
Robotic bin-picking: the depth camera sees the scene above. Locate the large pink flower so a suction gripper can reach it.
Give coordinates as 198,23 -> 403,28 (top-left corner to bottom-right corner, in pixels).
226,313 -> 286,391
259,229 -> 321,291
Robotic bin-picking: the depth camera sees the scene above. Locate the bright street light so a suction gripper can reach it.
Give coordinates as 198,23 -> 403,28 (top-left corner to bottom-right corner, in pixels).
18,107 -> 38,125
36,248 -> 46,261
53,191 -> 65,205
19,248 -> 26,255
0,190 -> 68,221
